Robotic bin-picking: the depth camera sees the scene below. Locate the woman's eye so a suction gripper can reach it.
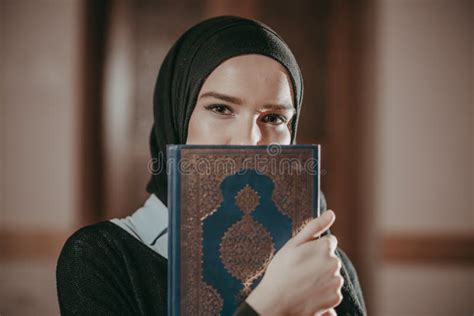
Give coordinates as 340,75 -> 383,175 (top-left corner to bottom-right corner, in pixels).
205,104 -> 234,116
262,113 -> 288,125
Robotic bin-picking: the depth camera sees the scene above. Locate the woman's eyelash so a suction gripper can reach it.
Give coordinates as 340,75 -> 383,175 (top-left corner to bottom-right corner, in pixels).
204,104 -> 234,115
262,113 -> 289,125
204,104 -> 289,125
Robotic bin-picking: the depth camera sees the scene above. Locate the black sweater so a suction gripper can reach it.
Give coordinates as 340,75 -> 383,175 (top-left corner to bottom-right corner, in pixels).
56,221 -> 367,315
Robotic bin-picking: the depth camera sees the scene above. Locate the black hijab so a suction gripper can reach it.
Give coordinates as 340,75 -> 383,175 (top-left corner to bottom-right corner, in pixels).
146,16 -> 304,206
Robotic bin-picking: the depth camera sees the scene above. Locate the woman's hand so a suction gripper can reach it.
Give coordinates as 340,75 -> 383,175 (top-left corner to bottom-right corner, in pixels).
245,210 -> 343,316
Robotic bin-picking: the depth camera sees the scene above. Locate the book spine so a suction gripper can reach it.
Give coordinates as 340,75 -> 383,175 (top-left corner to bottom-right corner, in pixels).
167,145 -> 181,316
315,144 -> 321,218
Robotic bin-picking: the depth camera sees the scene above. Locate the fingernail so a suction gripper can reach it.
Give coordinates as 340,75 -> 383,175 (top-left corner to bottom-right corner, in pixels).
325,210 -> 334,219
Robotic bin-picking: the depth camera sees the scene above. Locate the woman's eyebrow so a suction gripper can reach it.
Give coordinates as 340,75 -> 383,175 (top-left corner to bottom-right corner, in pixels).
199,91 -> 243,104
260,104 -> 296,114
199,91 -> 295,113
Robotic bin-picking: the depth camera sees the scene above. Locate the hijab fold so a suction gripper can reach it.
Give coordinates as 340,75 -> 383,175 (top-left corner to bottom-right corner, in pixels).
146,16 -> 304,206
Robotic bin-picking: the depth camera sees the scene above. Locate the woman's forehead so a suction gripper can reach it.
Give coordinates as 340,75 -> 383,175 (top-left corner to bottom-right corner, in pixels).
198,54 -> 295,107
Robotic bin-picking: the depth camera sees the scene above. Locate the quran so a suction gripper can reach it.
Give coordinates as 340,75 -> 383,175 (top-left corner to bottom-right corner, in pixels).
167,144 -> 321,316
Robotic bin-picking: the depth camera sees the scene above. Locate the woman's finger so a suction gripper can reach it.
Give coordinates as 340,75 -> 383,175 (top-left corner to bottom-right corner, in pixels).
292,210 -> 335,247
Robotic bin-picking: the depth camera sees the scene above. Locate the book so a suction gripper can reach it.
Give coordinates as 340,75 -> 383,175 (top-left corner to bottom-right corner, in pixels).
167,144 -> 321,316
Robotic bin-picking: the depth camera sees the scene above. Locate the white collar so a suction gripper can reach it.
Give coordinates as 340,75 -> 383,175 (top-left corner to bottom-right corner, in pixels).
110,194 -> 168,259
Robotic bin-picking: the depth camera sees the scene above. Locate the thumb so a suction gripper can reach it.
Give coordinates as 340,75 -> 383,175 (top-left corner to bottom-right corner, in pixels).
292,210 -> 335,247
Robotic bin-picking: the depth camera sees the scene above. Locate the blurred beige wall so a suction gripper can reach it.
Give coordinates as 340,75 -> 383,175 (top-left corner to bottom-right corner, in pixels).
0,0 -> 82,232
372,0 -> 473,315
0,0 -> 83,314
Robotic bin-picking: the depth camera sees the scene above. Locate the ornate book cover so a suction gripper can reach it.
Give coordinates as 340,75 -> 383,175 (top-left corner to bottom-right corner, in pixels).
167,144 -> 321,316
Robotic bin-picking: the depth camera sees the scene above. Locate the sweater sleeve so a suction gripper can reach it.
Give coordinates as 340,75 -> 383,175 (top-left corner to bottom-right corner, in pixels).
56,226 -> 137,315
335,247 -> 367,316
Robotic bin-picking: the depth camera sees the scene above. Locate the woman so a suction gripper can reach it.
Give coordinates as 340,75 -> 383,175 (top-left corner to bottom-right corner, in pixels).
56,16 -> 366,315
